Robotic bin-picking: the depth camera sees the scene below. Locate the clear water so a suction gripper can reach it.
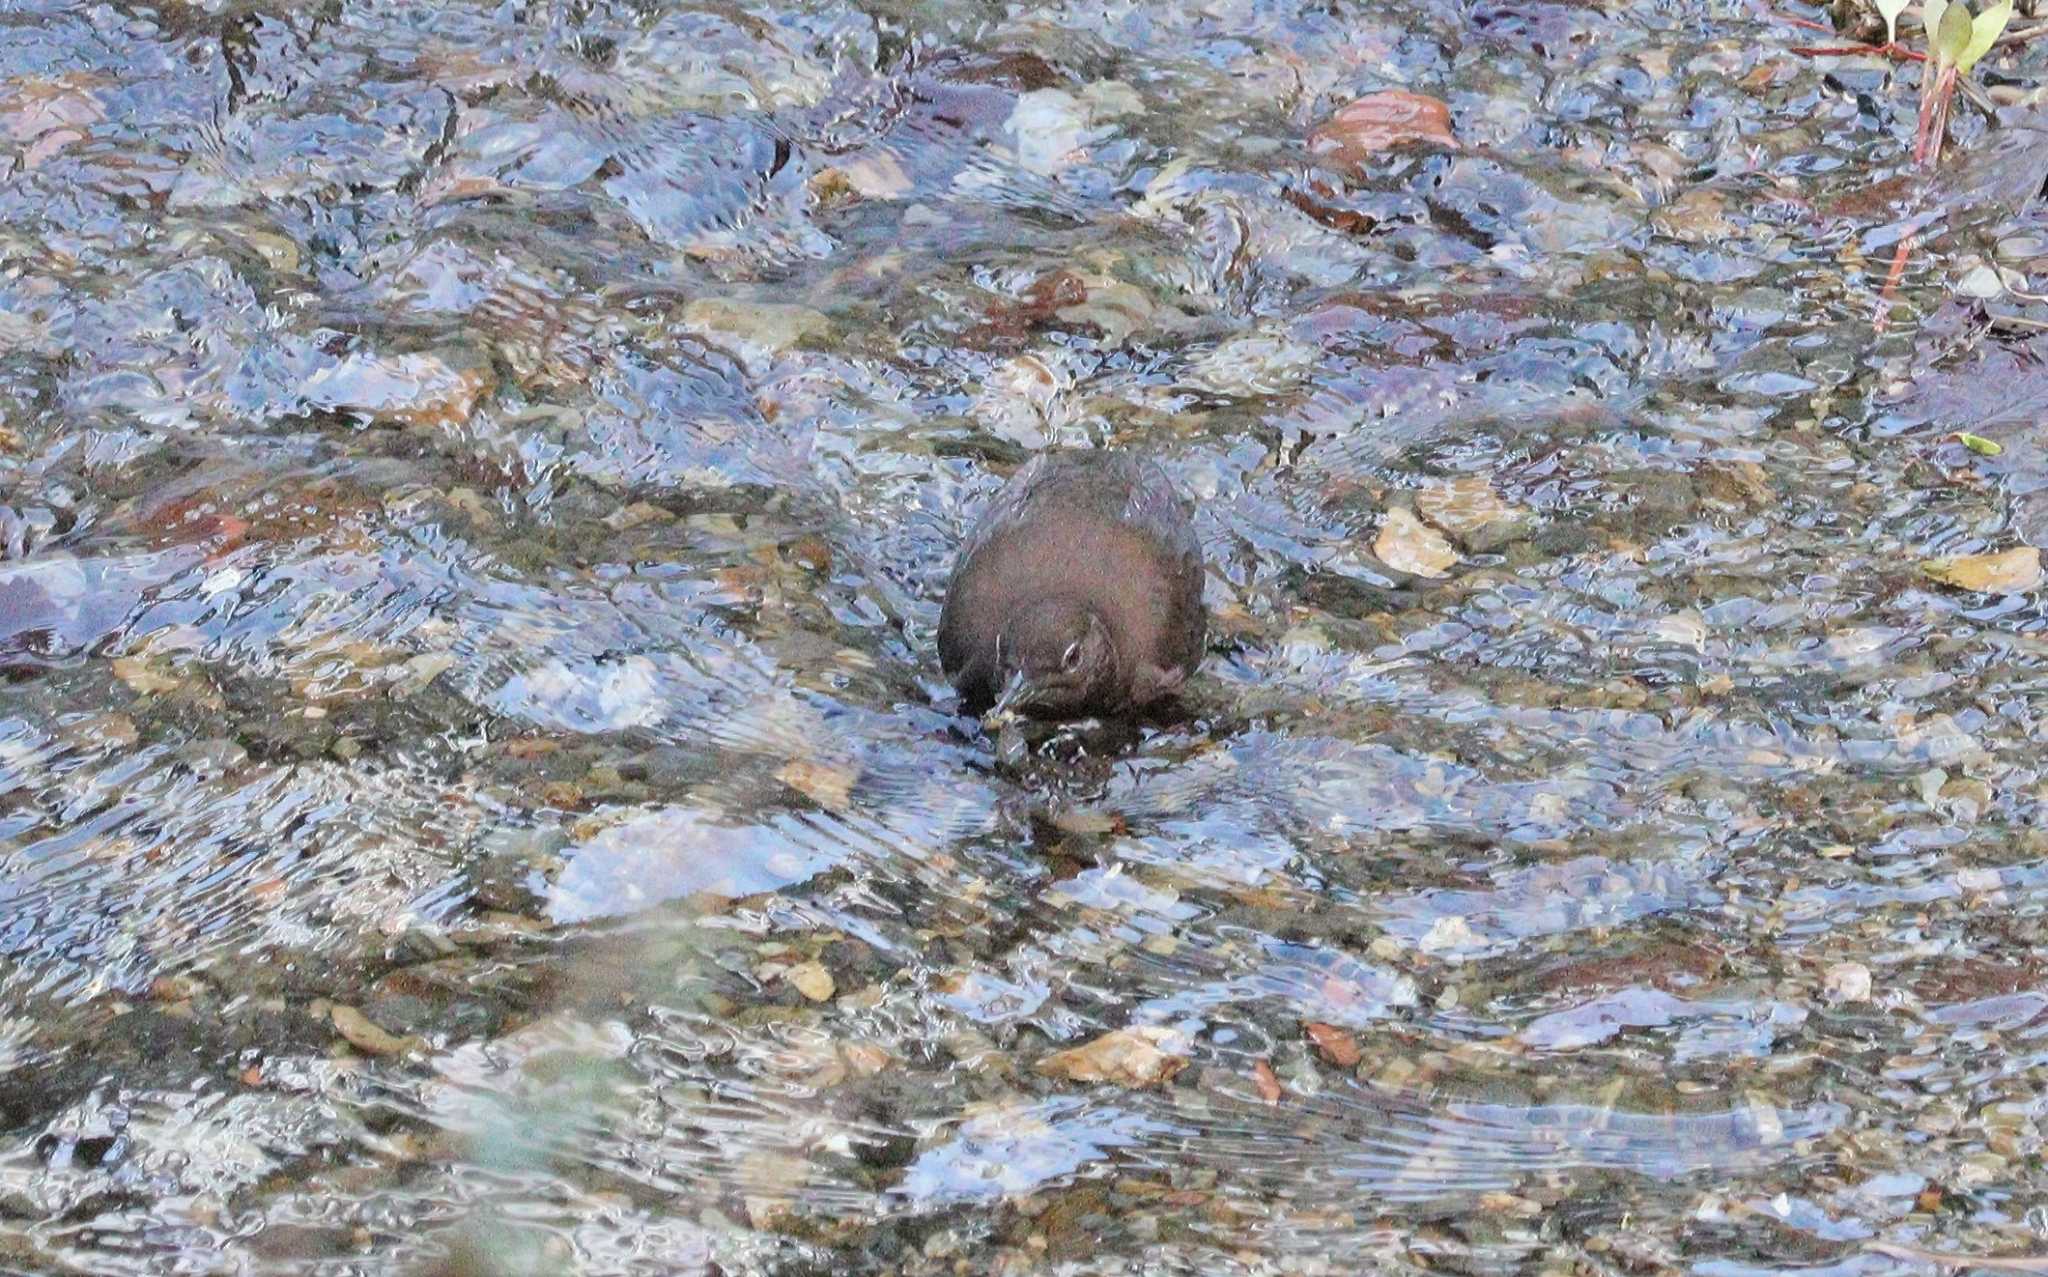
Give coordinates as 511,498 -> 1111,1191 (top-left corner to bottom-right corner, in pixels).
4,0 -> 2048,1272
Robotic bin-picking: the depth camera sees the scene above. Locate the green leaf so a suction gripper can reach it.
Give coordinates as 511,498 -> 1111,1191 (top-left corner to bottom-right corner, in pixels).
1921,0 -> 1952,118
1939,0 -> 1976,66
1961,0 -> 2014,73
1876,0 -> 1911,45
1954,431 -> 2004,455
1923,0 -> 1950,54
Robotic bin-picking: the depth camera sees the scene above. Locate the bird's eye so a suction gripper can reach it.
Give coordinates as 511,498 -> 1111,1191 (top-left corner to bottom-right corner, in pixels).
1061,641 -> 1083,671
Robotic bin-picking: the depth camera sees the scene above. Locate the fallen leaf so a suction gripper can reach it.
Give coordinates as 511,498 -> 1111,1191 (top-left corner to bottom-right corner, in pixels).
1739,59 -> 1793,92
1251,1059 -> 1284,1104
1954,431 -> 2004,456
418,173 -> 516,207
330,1004 -> 423,1058
1919,546 -> 2042,593
1310,91 -> 1457,173
1034,1026 -> 1190,1087
1375,508 -> 1458,578
1304,1022 -> 1362,1067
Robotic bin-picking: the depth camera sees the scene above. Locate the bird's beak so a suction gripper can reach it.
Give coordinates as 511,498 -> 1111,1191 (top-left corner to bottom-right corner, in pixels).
984,668 -> 1033,728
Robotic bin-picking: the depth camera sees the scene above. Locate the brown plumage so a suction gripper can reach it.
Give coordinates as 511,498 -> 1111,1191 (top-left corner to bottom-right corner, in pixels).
938,451 -> 1205,719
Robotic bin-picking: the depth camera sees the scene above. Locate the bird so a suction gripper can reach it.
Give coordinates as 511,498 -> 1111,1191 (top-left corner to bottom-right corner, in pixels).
938,451 -> 1205,721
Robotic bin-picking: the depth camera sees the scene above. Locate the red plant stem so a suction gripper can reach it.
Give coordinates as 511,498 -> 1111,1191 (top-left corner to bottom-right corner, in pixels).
1914,64 -> 1957,167
1874,231 -> 1917,335
1877,72 -> 1947,334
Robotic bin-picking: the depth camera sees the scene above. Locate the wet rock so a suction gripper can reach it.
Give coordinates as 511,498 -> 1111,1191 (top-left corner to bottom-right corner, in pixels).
1528,941 -> 1723,994
1375,508 -> 1458,579
973,353 -> 1069,447
939,49 -> 1059,92
1005,89 -> 1106,175
0,72 -> 103,169
1080,80 -> 1143,118
361,991 -> 435,1036
1824,962 -> 1873,1005
810,151 -> 914,203
1414,915 -> 1483,958
111,655 -> 181,696
784,960 -> 836,1003
1416,477 -> 1526,552
1955,262 -> 2005,300
1310,92 -> 1458,175
1652,187 -> 1739,243
301,350 -> 493,429
547,805 -> 842,924
777,757 -> 859,812
175,738 -> 248,778
1183,329 -> 1317,397
392,653 -> 456,697
1034,1026 -> 1190,1088
1698,459 -> 1774,511
682,298 -> 829,354
1028,1185 -> 1116,1262
1055,277 -> 1164,347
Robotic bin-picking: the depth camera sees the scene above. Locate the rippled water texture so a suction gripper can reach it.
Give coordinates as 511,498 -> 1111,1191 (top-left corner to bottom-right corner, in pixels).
8,0 -> 2048,1272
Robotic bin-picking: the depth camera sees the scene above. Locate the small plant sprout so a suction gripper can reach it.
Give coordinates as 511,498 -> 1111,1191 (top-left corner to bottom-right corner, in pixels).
1876,0 -> 1910,48
1916,0 -> 2015,167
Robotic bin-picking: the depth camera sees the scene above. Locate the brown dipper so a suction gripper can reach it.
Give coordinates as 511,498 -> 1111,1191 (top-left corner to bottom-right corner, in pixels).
939,451 -> 1205,720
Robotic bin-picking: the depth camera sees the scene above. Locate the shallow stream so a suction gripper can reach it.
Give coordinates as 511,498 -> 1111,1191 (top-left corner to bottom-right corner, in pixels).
7,0 -> 2048,1272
